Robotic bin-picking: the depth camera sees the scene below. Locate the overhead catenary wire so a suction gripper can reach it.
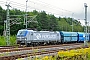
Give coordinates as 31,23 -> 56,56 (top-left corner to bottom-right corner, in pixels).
0,0 -> 75,18
27,1 -> 73,17
13,0 -> 72,14
28,0 -> 72,15
29,0 -> 73,13
0,1 -> 6,4
0,1 -> 7,9
10,0 -> 61,12
9,1 -> 63,16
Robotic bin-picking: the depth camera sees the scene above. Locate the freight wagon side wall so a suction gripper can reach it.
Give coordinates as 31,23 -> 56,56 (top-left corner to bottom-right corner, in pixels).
71,32 -> 78,42
77,32 -> 85,42
60,31 -> 77,43
89,33 -> 90,41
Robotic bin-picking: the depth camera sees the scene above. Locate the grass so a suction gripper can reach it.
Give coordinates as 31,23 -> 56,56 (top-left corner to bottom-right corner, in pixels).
0,35 -> 16,46
0,36 -> 6,46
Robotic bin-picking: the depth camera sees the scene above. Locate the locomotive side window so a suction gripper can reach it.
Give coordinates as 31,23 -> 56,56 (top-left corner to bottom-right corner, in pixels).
31,32 -> 33,35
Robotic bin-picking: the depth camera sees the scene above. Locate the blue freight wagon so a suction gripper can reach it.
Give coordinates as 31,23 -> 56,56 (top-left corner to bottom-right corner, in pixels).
86,33 -> 90,42
89,33 -> 90,41
77,32 -> 85,42
60,31 -> 78,43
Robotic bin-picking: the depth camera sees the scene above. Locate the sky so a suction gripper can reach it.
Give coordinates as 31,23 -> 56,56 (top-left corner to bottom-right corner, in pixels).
0,0 -> 90,25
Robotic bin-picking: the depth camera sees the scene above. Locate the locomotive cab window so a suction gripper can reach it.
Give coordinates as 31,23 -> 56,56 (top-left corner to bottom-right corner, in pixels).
17,31 -> 28,37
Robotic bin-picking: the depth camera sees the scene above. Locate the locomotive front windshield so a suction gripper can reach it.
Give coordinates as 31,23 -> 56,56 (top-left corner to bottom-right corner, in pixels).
17,30 -> 28,37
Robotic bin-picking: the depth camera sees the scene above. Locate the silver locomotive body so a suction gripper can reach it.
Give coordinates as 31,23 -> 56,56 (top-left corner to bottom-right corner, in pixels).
17,29 -> 61,46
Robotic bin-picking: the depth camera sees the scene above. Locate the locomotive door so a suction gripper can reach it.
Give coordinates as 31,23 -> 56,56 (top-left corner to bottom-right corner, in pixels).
30,32 -> 33,41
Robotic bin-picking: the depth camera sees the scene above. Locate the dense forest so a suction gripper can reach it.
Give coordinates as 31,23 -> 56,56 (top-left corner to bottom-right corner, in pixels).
0,6 -> 84,35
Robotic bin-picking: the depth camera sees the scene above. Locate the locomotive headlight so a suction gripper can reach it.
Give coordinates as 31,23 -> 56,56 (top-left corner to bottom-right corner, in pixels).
25,38 -> 27,40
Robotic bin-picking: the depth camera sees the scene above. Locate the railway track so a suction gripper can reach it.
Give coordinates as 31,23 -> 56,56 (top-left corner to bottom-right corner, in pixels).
0,43 -> 82,52
0,43 -> 87,60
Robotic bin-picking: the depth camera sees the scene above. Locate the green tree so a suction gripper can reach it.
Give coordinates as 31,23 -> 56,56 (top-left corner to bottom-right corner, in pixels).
0,5 -> 85,35
36,11 -> 49,30
48,14 -> 58,31
0,6 -> 6,35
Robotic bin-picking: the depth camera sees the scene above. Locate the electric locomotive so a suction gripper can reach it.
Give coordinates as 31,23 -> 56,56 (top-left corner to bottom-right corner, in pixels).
17,29 -> 61,46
